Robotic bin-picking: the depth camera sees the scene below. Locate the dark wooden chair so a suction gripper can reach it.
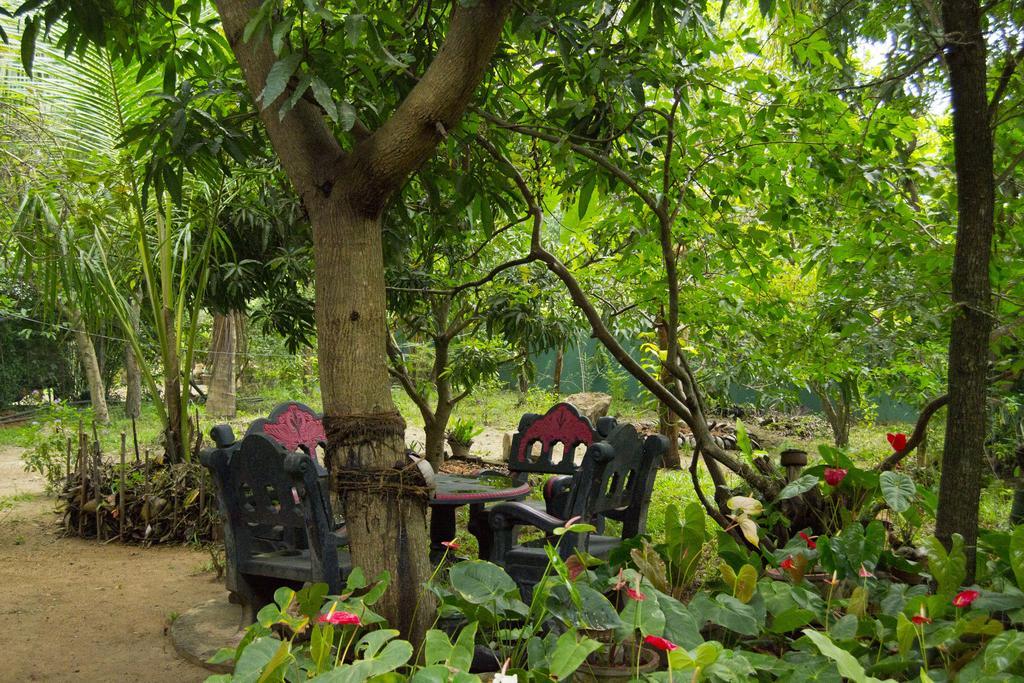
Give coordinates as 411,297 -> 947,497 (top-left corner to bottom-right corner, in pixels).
201,429 -> 350,625
245,402 -> 328,474
488,422 -> 667,595
464,403 -> 612,558
506,402 -> 616,517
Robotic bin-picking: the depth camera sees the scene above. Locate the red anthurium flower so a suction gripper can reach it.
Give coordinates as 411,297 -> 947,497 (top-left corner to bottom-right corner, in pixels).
644,635 -> 678,652
858,564 -> 875,579
780,556 -> 796,570
911,606 -> 931,625
626,587 -> 646,601
799,532 -> 817,549
887,433 -> 908,451
824,468 -> 848,487
441,539 -> 459,550
319,611 -> 361,626
566,555 -> 585,581
953,590 -> 980,608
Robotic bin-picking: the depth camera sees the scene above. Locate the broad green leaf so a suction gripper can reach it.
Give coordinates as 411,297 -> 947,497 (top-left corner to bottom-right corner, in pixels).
548,631 -> 602,679
924,534 -> 967,596
720,562 -> 738,592
309,77 -> 337,123
848,586 -> 869,618
983,630 -> 1024,673
735,418 -> 752,457
735,564 -> 758,604
232,637 -> 282,683
879,472 -> 916,514
578,173 -> 596,220
777,474 -> 819,501
802,629 -> 868,682
1009,525 -> 1024,591
769,607 -> 815,634
423,629 -> 452,666
260,53 -> 303,108
713,594 -> 760,636
654,591 -> 704,648
448,560 -> 519,604
896,613 -> 916,657
830,613 -> 859,641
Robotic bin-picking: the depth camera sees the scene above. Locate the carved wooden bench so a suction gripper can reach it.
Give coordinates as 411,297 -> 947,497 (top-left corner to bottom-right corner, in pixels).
490,421 -> 667,595
202,403 -> 350,624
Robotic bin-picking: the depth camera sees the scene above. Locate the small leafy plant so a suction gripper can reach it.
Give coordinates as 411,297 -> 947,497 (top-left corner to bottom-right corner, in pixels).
446,418 -> 483,449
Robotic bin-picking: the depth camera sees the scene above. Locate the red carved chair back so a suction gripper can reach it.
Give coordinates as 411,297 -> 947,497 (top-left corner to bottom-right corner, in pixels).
246,402 -> 327,469
508,403 -> 604,478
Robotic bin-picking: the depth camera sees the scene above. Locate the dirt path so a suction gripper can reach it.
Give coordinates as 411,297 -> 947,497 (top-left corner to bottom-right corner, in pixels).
0,445 -> 224,682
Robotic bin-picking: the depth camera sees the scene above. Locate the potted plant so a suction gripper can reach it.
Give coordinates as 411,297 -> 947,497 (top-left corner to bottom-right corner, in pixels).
447,418 -> 483,459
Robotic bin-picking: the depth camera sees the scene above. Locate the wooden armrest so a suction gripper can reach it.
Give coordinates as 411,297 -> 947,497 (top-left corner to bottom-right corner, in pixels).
489,501 -> 564,534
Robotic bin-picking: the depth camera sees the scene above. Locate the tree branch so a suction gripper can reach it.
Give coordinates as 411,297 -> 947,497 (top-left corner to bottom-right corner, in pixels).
989,44 -> 1024,120
215,0 -> 344,206
876,393 -> 950,471
475,109 -> 668,222
350,0 -> 513,208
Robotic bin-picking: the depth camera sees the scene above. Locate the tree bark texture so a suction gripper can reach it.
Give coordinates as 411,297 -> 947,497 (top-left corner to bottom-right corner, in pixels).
124,289 -> 142,419
810,380 -> 852,448
935,0 -> 995,581
313,205 -> 434,638
656,319 -> 682,469
206,311 -> 238,418
215,0 -> 512,640
69,307 -> 109,424
553,346 -> 564,395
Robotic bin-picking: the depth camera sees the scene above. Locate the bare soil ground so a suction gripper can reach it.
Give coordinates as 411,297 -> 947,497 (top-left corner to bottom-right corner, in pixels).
0,445 -> 223,682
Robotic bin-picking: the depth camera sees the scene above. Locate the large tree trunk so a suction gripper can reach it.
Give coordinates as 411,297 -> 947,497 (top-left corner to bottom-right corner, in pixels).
206,311 -> 237,418
935,0 -> 994,581
124,289 -> 142,419
314,203 -> 434,639
68,306 -> 109,424
215,0 -> 511,643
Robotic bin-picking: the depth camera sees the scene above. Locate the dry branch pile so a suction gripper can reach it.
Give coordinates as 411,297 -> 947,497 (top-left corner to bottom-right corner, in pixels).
59,439 -> 218,544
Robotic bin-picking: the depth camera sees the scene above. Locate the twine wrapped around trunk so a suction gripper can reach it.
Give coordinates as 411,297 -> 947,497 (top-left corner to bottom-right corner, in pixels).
332,461 -> 433,502
323,411 -> 406,448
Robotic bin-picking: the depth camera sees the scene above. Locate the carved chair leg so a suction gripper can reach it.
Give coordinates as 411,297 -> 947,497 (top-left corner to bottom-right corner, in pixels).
467,504 -> 494,561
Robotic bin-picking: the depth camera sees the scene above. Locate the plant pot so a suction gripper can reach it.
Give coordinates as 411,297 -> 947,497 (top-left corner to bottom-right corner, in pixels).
575,644 -> 660,682
449,440 -> 473,459
780,449 -> 808,467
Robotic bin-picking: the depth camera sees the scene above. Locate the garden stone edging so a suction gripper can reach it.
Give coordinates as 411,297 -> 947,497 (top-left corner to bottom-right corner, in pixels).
169,597 -> 245,674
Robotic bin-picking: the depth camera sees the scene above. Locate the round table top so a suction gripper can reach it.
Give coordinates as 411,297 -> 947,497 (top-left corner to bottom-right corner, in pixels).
431,473 -> 531,505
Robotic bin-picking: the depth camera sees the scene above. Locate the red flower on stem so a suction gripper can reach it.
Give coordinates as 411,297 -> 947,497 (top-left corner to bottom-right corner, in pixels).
441,539 -> 459,550
626,587 -> 646,602
953,590 -> 980,608
644,635 -> 679,652
798,532 -> 816,549
566,555 -> 585,581
858,564 -> 875,579
318,611 -> 361,626
780,556 -> 795,570
824,468 -> 848,487
887,433 -> 908,451
911,606 -> 932,626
